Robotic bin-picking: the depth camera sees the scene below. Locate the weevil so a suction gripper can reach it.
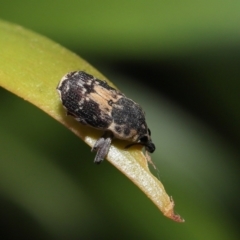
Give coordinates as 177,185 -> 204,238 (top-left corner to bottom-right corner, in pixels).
57,71 -> 155,163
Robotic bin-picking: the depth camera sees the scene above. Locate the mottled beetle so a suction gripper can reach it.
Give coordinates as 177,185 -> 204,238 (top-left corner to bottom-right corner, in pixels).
57,71 -> 155,163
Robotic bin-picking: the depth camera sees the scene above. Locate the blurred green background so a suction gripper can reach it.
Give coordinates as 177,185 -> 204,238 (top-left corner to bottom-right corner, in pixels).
0,1 -> 240,239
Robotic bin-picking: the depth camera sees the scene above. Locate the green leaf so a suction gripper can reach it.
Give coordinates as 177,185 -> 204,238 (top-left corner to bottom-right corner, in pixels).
0,20 -> 183,222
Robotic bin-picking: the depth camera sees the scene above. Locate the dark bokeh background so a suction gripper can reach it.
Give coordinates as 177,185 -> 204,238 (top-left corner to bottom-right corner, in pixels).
1,1 -> 240,239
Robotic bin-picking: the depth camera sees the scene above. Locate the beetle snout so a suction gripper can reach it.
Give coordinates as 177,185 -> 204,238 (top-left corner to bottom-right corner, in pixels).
146,142 -> 155,153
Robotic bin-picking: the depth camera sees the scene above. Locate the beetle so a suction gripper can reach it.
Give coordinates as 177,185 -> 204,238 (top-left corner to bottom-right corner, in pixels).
57,71 -> 155,163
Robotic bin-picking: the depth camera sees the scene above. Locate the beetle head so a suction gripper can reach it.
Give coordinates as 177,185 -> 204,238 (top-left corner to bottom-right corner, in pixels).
138,128 -> 155,153
125,128 -> 155,153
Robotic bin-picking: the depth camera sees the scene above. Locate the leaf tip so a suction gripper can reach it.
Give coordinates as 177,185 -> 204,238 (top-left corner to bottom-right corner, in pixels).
164,197 -> 185,223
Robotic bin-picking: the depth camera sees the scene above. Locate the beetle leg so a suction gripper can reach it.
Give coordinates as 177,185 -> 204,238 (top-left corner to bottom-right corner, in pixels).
92,131 -> 113,163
